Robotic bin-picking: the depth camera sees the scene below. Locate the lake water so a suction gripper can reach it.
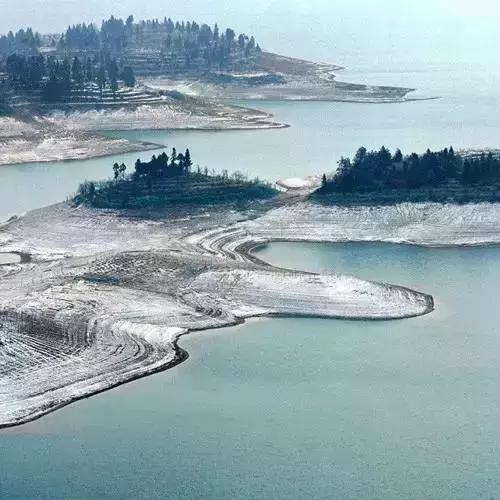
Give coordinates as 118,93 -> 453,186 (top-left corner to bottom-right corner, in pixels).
1,67 -> 500,222
2,66 -> 500,498
2,242 -> 500,499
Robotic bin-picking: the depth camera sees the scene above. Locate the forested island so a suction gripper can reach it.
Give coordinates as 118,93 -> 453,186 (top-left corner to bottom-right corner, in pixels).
76,148 -> 277,209
0,14 -> 414,111
0,16 -> 261,105
314,147 -> 500,204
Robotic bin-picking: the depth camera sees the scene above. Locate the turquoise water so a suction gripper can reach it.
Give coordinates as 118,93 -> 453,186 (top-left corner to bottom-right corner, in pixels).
1,65 -> 500,498
2,242 -> 500,499
1,67 -> 500,222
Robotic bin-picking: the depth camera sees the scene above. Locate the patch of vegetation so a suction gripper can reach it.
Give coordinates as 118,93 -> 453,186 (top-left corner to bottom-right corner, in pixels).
0,16 -> 262,104
75,149 -> 277,209
58,16 -> 261,71
0,90 -> 10,116
0,28 -> 41,57
3,53 -> 135,102
313,146 -> 500,204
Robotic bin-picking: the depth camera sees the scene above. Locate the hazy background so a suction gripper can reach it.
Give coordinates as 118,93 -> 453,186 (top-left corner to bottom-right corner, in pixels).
0,0 -> 498,71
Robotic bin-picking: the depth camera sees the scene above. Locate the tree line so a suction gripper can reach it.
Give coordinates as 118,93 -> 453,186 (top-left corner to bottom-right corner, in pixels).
77,148 -> 276,208
0,28 -> 41,57
318,146 -> 500,194
0,15 -> 262,105
132,149 -> 192,179
58,15 -> 261,70
79,148 -> 193,203
3,52 -> 135,101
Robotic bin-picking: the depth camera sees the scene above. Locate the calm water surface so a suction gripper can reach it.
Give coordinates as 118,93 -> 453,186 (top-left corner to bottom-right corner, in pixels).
2,242 -> 500,499
1,67 -> 500,222
1,66 -> 500,498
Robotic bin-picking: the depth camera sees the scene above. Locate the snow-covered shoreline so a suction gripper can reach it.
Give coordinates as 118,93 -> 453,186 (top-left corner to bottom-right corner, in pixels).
3,195 -> 500,427
0,196 -> 443,428
239,201 -> 500,247
0,130 -> 162,166
4,194 -> 500,427
0,99 -> 286,166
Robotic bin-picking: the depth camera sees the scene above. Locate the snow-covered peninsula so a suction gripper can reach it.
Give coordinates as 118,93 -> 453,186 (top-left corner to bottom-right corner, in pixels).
0,191 -> 444,428
4,189 -> 500,427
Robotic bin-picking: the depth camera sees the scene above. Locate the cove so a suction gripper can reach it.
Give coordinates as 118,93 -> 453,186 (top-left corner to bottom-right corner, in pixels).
1,241 -> 500,499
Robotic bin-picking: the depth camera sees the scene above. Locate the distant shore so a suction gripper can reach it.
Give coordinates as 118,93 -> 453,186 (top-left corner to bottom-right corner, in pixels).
0,101 -> 286,166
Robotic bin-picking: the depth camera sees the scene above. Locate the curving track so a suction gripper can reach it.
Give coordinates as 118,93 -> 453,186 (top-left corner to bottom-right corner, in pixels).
0,199 -> 439,427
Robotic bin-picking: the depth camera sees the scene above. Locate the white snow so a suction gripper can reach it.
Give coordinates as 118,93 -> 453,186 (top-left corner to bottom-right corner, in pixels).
239,201 -> 500,247
276,176 -> 321,191
8,197 -> 498,427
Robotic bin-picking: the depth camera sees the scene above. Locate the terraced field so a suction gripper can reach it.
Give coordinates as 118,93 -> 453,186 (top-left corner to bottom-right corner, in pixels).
0,196 -> 435,427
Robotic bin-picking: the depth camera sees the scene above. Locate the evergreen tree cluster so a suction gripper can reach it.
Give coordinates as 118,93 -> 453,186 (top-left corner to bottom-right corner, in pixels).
133,148 -> 193,179
76,148 -> 276,209
5,54 -> 46,89
0,28 -> 41,57
3,52 -> 135,101
318,146 -> 500,194
461,154 -> 500,185
57,15 -> 261,70
0,82 -> 9,115
0,15 -> 261,104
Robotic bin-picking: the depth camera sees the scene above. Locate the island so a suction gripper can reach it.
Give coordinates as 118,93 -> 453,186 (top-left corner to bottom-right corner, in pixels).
76,149 -> 276,209
0,15 -> 419,166
5,140 -> 500,428
4,16 -> 492,431
0,147 -> 439,428
313,146 -> 500,204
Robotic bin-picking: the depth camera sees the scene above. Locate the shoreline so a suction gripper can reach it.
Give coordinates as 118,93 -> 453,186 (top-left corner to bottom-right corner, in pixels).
0,100 -> 288,167
0,235 -> 434,430
0,196 -> 437,429
5,195 -> 500,428
0,119 -> 291,168
0,139 -> 165,167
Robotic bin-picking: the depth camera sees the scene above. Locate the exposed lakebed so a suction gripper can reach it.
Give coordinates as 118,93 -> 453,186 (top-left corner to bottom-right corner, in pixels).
1,67 -> 500,498
2,241 -> 500,499
2,66 -> 500,222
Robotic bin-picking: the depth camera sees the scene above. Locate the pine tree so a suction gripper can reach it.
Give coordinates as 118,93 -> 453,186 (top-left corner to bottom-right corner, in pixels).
85,57 -> 93,82
393,149 -> 403,163
184,148 -> 192,171
110,76 -> 118,97
97,64 -> 106,96
71,56 -> 84,88
120,66 -> 135,87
